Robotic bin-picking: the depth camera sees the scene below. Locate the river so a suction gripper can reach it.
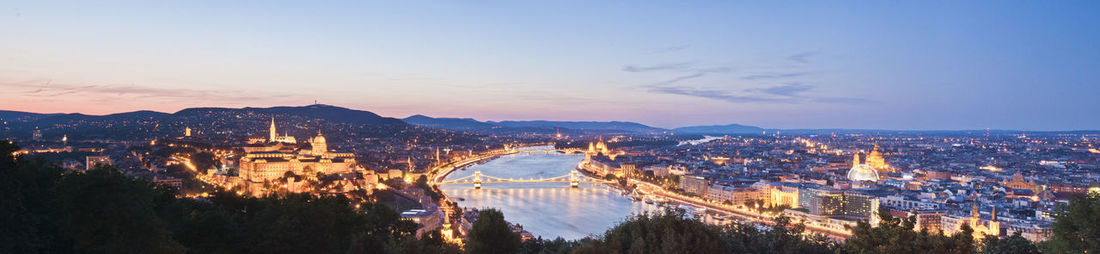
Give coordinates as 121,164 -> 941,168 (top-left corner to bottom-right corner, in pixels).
439,146 -> 660,240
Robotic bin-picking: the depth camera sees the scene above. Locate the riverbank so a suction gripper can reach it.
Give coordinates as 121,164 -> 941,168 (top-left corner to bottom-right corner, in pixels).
438,149 -> 658,240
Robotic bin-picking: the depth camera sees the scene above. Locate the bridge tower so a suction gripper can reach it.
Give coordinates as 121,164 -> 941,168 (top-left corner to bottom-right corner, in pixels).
570,171 -> 579,188
473,171 -> 482,189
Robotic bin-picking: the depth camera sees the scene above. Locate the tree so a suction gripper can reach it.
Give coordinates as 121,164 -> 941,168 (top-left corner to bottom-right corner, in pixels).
519,237 -> 580,254
980,231 -> 1040,254
575,211 -> 731,253
191,151 -> 217,174
466,209 -> 521,254
843,206 -> 975,254
54,165 -> 186,253
0,142 -> 67,253
0,140 -> 442,254
1045,193 -> 1100,253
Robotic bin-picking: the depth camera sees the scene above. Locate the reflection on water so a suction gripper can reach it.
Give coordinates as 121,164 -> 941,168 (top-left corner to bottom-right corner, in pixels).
440,147 -> 659,240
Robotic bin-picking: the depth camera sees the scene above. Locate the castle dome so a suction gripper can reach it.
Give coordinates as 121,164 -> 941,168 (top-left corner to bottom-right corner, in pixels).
848,164 -> 879,182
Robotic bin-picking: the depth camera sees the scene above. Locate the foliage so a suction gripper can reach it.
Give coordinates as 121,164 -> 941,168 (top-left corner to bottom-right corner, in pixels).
55,165 -> 187,253
519,237 -> 582,254
842,206 -> 974,254
191,151 -> 218,174
980,232 -> 1041,254
0,141 -> 457,254
466,208 -> 522,254
563,211 -> 837,254
415,174 -> 446,201
1045,192 -> 1100,253
575,211 -> 729,253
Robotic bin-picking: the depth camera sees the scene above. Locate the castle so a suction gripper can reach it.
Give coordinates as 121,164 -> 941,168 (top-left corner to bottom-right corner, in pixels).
238,118 -> 356,183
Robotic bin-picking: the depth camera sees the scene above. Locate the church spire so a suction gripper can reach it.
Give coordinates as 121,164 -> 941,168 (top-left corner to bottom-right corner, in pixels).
972,201 -> 979,218
269,117 -> 277,142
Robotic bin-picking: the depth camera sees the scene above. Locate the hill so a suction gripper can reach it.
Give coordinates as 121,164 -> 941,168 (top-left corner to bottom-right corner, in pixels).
402,115 -> 495,131
673,124 -> 765,134
175,104 -> 405,126
489,120 -> 666,133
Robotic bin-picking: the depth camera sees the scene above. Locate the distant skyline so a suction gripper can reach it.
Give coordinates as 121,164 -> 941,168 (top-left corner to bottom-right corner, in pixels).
1,1 -> 1098,130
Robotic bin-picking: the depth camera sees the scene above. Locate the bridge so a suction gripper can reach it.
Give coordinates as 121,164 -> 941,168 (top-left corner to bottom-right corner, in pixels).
514,148 -> 586,155
438,170 -> 609,188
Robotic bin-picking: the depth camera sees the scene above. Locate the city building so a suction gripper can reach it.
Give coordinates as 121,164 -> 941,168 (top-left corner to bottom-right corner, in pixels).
239,120 -> 356,183
680,175 -> 708,197
268,117 -> 297,144
85,155 -> 111,171
401,209 -> 443,237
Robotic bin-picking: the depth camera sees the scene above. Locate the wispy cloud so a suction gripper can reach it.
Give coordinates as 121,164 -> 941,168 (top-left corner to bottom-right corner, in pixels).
746,83 -> 814,96
650,86 -> 791,103
1,80 -> 302,102
628,50 -> 869,105
787,51 -> 819,64
740,72 -> 807,80
647,45 -> 690,54
649,83 -> 872,105
621,62 -> 694,73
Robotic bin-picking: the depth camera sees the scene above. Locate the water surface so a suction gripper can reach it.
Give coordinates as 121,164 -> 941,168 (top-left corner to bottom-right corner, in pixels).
440,147 -> 658,240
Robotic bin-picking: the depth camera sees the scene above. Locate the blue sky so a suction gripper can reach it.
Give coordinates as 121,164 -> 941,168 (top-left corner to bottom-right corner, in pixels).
1,1 -> 1097,130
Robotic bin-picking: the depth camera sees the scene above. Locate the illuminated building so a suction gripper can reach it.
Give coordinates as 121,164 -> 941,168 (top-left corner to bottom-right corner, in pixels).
401,209 -> 444,237
866,144 -> 888,171
679,175 -> 708,197
848,163 -> 880,183
268,117 -> 297,143
1002,171 -> 1036,191
848,144 -> 895,182
585,138 -> 623,160
942,203 -> 1002,240
184,127 -> 192,137
798,188 -> 878,219
764,184 -> 800,208
85,155 -> 111,171
239,123 -> 356,183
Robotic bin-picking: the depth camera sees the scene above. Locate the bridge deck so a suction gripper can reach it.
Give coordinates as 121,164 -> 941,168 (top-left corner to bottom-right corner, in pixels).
438,179 -> 608,185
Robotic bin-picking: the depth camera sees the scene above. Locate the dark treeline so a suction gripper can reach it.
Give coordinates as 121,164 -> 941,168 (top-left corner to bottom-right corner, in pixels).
512,199 -> 1096,254
0,141 -> 460,254
3,139 -> 1097,253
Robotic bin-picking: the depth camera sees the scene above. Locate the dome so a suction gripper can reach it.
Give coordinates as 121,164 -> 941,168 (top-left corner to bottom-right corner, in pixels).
848,164 -> 879,182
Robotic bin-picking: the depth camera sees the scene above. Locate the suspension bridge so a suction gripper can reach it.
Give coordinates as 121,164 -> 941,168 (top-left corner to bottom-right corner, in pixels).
513,148 -> 586,155
438,170 -> 609,188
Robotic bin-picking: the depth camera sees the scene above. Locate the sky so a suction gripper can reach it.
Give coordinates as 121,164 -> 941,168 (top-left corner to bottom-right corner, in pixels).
1,1 -> 1098,130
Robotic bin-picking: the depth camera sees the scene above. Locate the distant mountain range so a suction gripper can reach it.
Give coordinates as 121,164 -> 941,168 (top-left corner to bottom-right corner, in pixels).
1,104 -> 406,128
5,106 -> 1093,136
402,115 -> 672,133
672,124 -> 765,135
490,120 -> 666,133
175,105 -> 405,126
403,115 -> 495,131
401,115 -> 770,134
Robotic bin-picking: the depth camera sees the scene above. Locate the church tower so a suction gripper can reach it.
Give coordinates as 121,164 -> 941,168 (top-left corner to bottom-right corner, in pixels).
867,144 -> 887,170
269,117 -> 277,142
